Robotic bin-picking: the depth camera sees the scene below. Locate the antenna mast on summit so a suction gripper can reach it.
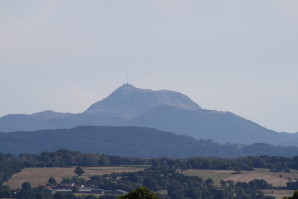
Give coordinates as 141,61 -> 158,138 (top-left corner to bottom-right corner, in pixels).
126,76 -> 129,85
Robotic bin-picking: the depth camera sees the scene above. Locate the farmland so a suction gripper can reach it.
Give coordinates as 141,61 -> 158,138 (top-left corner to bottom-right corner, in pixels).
7,166 -> 298,190
183,168 -> 298,187
3,151 -> 298,199
183,169 -> 298,199
5,166 -> 145,189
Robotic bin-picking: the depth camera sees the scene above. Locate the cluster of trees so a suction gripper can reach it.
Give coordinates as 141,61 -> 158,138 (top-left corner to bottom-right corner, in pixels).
18,150 -> 152,168
119,187 -> 159,199
0,153 -> 25,184
235,180 -> 272,190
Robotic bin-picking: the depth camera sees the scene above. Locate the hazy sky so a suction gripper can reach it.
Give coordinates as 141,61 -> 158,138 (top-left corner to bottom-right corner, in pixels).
1,0 -> 298,132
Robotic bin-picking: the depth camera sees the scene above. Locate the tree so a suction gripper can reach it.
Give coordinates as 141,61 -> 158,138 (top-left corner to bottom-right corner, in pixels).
48,177 -> 57,185
118,187 -> 159,199
205,178 -> 214,187
284,191 -> 298,199
21,182 -> 32,190
74,166 -> 85,176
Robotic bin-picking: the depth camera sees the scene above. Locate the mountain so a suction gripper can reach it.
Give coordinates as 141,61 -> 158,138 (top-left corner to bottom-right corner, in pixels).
1,126 -> 298,158
85,84 -> 201,116
0,84 -> 200,132
128,105 -> 298,146
0,84 -> 298,147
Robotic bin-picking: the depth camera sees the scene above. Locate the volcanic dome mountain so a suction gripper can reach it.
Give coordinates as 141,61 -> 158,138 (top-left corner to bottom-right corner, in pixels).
85,84 -> 201,117
0,84 -> 297,146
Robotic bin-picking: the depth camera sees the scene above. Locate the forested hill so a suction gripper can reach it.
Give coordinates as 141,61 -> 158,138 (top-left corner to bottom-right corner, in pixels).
1,126 -> 298,158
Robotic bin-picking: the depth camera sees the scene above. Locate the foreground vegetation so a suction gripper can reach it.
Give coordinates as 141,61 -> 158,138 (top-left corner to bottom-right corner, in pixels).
1,150 -> 298,199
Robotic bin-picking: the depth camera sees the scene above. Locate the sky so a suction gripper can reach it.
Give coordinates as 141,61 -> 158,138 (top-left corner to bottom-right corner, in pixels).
1,0 -> 298,133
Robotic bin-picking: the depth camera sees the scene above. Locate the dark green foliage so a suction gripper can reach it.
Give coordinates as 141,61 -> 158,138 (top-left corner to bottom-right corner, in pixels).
118,186 -> 159,199
48,177 -> 57,185
62,176 -> 86,185
74,166 -> 85,176
283,191 -> 298,199
205,178 -> 214,186
22,181 -> 32,190
236,179 -> 272,190
0,153 -> 24,184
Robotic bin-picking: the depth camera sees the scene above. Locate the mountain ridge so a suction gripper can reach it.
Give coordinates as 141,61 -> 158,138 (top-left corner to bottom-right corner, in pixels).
0,84 -> 297,147
128,104 -> 297,145
1,126 -> 298,158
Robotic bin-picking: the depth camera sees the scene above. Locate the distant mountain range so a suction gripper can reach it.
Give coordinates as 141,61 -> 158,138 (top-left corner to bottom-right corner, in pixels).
1,126 -> 298,158
0,84 -> 297,147
0,84 -> 199,132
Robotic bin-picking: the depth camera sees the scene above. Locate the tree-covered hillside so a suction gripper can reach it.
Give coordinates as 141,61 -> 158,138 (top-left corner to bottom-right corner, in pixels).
1,126 -> 298,158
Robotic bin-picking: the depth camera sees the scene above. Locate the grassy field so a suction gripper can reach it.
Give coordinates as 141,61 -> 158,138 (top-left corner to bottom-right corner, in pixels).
183,169 -> 298,187
5,166 -> 145,190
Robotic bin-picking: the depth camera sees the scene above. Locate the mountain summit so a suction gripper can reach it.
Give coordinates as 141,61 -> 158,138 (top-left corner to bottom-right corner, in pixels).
85,84 -> 201,117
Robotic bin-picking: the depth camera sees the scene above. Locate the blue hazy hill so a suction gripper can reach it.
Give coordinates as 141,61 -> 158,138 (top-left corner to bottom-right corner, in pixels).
0,84 -> 297,147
